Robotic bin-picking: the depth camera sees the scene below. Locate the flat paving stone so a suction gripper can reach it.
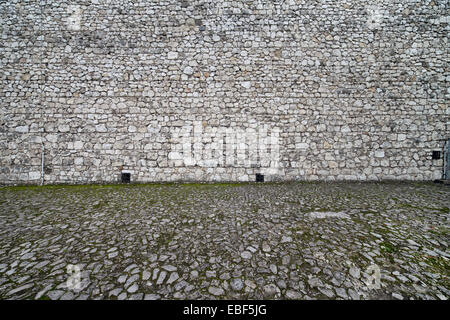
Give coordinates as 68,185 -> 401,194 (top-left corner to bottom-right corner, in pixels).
208,286 -> 224,296
0,182 -> 448,300
230,278 -> 244,291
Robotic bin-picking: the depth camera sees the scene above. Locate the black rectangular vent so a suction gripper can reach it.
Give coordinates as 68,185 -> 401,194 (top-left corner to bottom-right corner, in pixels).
432,151 -> 441,160
256,173 -> 264,182
121,172 -> 130,183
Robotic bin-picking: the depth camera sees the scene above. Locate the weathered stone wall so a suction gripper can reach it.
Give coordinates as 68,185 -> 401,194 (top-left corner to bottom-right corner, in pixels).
1,0 -> 449,184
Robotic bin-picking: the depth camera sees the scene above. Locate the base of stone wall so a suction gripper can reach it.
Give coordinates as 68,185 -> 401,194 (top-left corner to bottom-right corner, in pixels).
434,179 -> 450,185
0,178 -> 446,188
0,165 -> 444,186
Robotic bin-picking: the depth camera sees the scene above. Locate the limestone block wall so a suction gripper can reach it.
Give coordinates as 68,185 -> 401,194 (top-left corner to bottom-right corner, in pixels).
0,0 -> 449,184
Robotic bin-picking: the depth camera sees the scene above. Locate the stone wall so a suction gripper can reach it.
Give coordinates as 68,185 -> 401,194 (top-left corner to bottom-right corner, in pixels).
1,0 -> 449,184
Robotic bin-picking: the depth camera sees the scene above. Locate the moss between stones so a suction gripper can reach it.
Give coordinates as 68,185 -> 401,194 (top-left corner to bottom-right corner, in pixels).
380,241 -> 399,256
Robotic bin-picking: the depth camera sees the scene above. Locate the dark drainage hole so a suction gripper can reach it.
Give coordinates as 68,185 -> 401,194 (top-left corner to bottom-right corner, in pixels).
256,174 -> 264,182
121,172 -> 130,183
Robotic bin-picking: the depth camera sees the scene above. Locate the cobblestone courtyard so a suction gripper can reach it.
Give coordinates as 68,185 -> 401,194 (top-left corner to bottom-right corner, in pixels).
0,182 -> 448,300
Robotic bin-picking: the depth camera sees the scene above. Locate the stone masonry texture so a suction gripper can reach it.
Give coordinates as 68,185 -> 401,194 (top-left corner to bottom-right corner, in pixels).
0,0 -> 449,184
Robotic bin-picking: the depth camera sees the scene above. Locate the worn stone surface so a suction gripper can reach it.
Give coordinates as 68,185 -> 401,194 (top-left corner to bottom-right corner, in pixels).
0,1 -> 448,184
0,181 -> 448,300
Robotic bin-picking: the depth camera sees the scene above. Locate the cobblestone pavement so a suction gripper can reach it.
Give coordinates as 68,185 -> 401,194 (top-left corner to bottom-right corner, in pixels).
0,182 -> 448,300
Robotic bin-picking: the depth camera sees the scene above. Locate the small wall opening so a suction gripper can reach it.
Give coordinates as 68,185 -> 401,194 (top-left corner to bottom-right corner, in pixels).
432,151 -> 441,160
121,172 -> 130,183
256,173 -> 264,182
